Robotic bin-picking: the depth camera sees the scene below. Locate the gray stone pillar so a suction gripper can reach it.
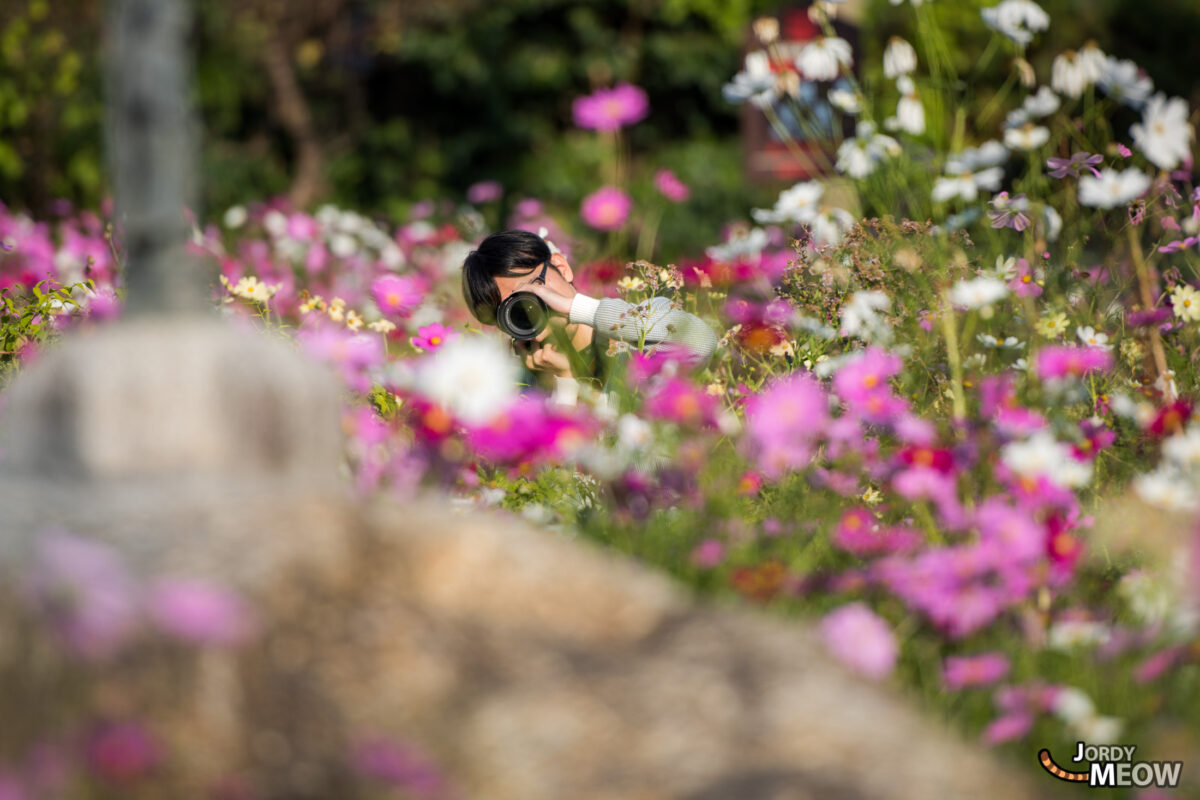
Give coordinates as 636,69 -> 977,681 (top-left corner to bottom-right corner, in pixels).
105,0 -> 208,315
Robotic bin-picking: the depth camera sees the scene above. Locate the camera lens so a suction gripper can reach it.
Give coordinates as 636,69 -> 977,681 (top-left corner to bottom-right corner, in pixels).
497,292 -> 548,341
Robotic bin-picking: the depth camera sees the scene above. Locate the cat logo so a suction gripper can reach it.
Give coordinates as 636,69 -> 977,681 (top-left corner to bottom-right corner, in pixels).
1039,743 -> 1183,789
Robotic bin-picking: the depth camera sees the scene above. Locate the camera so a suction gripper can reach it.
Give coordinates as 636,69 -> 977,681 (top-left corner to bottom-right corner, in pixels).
495,291 -> 550,341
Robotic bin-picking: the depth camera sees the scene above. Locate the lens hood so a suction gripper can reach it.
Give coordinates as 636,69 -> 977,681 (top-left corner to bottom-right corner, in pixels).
496,291 -> 550,341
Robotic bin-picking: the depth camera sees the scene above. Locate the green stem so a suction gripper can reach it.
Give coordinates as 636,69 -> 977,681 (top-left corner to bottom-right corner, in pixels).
940,300 -> 967,423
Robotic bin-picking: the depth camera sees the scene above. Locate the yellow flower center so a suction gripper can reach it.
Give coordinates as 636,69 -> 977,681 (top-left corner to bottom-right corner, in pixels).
430,336 -> 441,345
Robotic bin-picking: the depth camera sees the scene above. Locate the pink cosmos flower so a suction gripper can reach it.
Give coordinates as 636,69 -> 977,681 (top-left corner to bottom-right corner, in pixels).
297,323 -> 385,393
572,83 -> 650,131
466,395 -> 590,464
982,712 -> 1033,745
642,377 -> 717,427
820,603 -> 898,681
84,721 -> 160,784
975,498 -> 1045,562
1133,647 -> 1185,684
1046,152 -> 1103,179
410,323 -> 458,352
466,180 -> 503,204
350,737 -> 449,798
147,579 -> 254,647
875,544 -> 1032,638
371,274 -> 426,317
1009,258 -> 1042,298
833,347 -> 905,422
743,372 -> 829,479
0,773 -> 25,800
580,186 -> 632,231
24,531 -> 139,660
833,509 -> 921,557
1035,345 -> 1113,380
690,539 -> 726,568
943,652 -> 1011,689
653,168 -> 690,202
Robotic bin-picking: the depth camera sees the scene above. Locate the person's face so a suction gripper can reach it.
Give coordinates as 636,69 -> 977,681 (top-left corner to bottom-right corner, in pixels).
493,253 -> 577,344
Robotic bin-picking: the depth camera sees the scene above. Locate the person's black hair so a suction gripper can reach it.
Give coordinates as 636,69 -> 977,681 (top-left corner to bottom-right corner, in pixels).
461,229 -> 551,325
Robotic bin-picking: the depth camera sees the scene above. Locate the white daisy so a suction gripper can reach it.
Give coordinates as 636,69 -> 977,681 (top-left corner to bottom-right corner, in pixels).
796,37 -> 853,82
1130,94 -> 1195,171
932,167 -> 1005,203
1078,167 -> 1151,209
981,0 -> 1050,47
723,50 -> 779,108
950,276 -> 1009,309
1003,123 -> 1050,151
883,37 -> 917,79
752,180 -> 824,224
889,75 -> 926,136
1098,56 -> 1153,108
1075,326 -> 1111,350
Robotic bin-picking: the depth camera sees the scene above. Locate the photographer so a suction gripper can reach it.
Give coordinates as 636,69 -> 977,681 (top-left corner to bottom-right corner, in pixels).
461,229 -> 718,405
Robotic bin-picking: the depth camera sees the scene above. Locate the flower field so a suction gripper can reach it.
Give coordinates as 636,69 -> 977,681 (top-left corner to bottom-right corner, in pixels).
2,0 -> 1200,795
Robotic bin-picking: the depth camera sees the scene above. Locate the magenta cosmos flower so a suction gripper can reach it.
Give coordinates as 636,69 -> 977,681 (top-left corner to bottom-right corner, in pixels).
654,168 -> 690,203
820,603 -> 898,681
1035,345 -> 1113,380
572,83 -> 650,132
25,531 -> 139,660
743,372 -> 829,479
84,721 -> 161,784
943,652 -> 1011,689
371,274 -> 426,317
580,186 -> 632,231
410,323 -> 458,352
147,578 -> 254,647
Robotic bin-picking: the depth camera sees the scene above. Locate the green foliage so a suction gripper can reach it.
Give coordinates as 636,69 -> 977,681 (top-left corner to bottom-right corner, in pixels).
0,279 -> 91,385
0,0 -> 105,214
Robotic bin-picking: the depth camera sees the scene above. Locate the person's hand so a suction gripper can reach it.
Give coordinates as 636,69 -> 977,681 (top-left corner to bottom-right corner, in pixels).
522,282 -> 575,317
514,340 -> 574,377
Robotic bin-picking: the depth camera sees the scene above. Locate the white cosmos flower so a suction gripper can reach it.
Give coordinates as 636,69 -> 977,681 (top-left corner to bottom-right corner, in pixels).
723,50 -> 779,108
945,140 -> 1008,173
263,210 -> 288,238
840,290 -> 891,342
1078,167 -> 1151,209
1134,468 -> 1199,512
752,180 -> 824,224
836,121 -> 902,178
1003,123 -> 1050,151
810,207 -> 857,247
981,0 -> 1050,47
797,37 -> 853,81
1001,430 -> 1092,488
883,37 -> 917,79
1043,205 -> 1063,241
1051,50 -> 1099,99
223,205 -> 248,229
706,227 -> 769,261
1131,94 -> 1195,171
829,87 -> 862,114
931,167 -> 1004,203
1098,56 -> 1153,108
419,336 -> 520,425
888,75 -> 926,135
1075,326 -> 1111,350
1162,426 -> 1200,470
1023,86 -> 1060,117
1077,42 -> 1106,82
329,233 -> 358,259
950,276 -> 1009,309
1048,620 -> 1111,650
